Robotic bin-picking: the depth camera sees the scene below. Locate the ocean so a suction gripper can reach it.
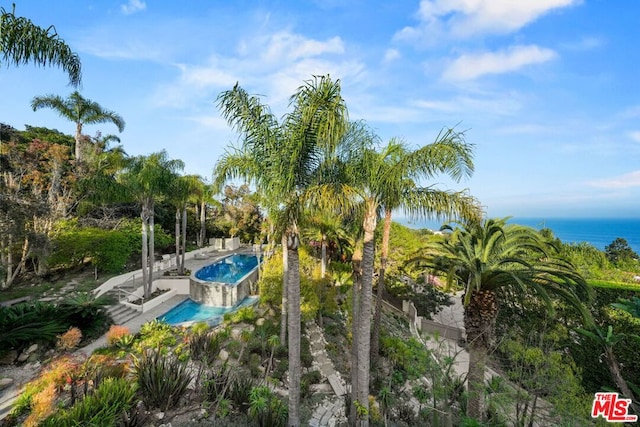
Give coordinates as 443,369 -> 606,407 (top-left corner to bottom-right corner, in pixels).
398,217 -> 640,254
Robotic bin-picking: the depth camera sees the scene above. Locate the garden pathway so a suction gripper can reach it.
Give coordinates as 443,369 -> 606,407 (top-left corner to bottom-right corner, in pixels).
306,320 -> 348,427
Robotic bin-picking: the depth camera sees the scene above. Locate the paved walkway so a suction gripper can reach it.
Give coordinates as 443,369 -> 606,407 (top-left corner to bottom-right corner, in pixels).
306,320 -> 348,427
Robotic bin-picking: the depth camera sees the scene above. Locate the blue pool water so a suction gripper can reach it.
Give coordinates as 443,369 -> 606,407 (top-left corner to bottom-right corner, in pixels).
194,254 -> 259,284
158,295 -> 259,326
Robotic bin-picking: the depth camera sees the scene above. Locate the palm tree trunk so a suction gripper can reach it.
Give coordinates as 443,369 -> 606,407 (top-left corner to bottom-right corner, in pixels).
181,206 -> 187,272
281,233 -> 289,344
605,348 -> 638,411
287,231 -> 301,427
466,340 -> 488,421
321,236 -> 327,278
371,208 -> 392,368
148,207 -> 155,298
357,205 -> 376,427
175,208 -> 181,274
141,207 -> 150,298
199,200 -> 206,247
74,122 -> 83,162
350,245 -> 362,427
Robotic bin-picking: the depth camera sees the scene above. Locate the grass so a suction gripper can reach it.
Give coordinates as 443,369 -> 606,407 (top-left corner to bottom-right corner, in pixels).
0,269 -> 113,303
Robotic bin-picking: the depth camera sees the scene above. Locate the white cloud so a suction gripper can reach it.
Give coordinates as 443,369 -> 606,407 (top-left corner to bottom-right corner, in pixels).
383,49 -> 401,64
560,36 -> 603,51
396,0 -> 579,42
121,0 -> 146,15
629,131 -> 640,143
590,171 -> 640,189
150,30 -> 364,113
261,32 -> 344,64
443,45 -> 557,81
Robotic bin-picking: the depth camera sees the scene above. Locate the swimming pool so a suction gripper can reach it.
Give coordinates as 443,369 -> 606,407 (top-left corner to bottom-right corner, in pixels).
190,253 -> 260,307
194,254 -> 259,284
158,295 -> 259,326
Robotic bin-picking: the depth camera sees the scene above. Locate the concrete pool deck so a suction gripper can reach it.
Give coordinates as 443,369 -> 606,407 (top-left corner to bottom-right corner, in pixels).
81,245 -> 262,355
77,294 -> 189,356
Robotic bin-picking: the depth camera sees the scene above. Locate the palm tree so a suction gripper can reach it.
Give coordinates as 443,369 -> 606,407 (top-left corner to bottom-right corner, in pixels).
214,75 -> 348,426
0,5 -> 81,86
422,218 -> 591,421
302,209 -> 351,278
190,178 -> 217,248
577,325 -> 639,412
31,91 -> 125,162
170,174 -> 202,274
370,132 -> 481,367
119,151 -> 184,298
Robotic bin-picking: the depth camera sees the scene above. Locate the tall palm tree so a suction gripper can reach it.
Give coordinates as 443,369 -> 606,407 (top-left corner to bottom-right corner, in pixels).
214,75 -> 348,426
0,5 -> 81,86
370,132 -> 481,367
119,151 -> 184,298
190,178 -> 217,248
31,91 -> 125,162
302,209 -> 350,278
422,218 -> 591,421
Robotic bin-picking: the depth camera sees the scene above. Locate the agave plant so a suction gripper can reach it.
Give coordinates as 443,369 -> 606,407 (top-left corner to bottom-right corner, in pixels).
133,348 -> 193,412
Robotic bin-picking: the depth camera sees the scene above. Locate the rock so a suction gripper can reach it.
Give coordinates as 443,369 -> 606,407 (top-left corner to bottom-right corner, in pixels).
0,350 -> 18,365
256,318 -> 266,326
24,361 -> 41,371
25,344 -> 38,355
310,383 -> 332,393
0,378 -> 14,390
17,352 -> 29,363
219,349 -> 229,361
27,352 -> 40,363
155,412 -> 165,420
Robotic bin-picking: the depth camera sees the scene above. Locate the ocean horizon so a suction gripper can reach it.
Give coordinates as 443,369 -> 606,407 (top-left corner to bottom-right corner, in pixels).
398,217 -> 640,254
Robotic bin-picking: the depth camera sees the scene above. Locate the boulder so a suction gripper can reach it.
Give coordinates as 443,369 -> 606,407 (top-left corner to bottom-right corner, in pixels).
219,349 -> 229,362
0,350 -> 18,365
256,318 -> 266,326
0,377 -> 14,390
25,344 -> 38,354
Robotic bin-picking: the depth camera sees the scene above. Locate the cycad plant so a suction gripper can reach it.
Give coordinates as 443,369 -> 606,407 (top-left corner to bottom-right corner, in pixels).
421,217 -> 592,421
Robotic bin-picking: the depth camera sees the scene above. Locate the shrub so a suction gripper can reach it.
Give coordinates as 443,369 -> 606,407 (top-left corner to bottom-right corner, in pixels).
0,302 -> 67,352
106,325 -> 131,346
40,377 -> 137,427
224,306 -> 257,324
228,374 -> 258,412
10,355 -> 84,419
23,383 -> 57,427
300,370 -> 322,399
133,348 -> 192,411
82,354 -> 129,384
134,320 -> 177,353
58,292 -> 111,340
248,385 -> 288,427
202,363 -> 233,403
189,330 -> 225,365
56,327 -> 82,352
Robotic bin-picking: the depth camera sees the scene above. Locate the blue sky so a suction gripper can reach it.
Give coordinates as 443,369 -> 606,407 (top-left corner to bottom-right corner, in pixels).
1,0 -> 639,218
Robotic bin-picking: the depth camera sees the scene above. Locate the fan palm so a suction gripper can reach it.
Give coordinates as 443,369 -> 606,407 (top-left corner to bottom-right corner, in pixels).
31,91 -> 125,162
421,217 -> 591,421
0,5 -> 81,86
214,75 -> 348,426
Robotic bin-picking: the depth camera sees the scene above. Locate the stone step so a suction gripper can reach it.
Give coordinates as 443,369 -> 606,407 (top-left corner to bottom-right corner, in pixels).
106,304 -> 140,325
0,389 -> 19,421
